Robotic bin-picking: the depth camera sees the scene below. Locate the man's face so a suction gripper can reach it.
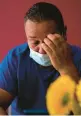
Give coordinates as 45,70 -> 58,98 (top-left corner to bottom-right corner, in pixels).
25,19 -> 57,54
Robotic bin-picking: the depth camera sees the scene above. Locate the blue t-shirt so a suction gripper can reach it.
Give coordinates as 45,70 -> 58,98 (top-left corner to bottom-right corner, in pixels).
0,43 -> 81,115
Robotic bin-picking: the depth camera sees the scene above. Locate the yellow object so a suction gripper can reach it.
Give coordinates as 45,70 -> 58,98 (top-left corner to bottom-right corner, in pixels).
72,98 -> 81,115
76,80 -> 81,107
46,75 -> 76,115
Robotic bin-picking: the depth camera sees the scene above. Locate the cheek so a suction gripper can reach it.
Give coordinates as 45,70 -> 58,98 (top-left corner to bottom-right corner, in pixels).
28,42 -> 39,52
30,44 -> 36,48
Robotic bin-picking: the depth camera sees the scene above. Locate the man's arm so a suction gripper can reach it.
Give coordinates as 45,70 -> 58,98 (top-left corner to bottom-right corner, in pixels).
41,34 -> 80,82
0,88 -> 14,115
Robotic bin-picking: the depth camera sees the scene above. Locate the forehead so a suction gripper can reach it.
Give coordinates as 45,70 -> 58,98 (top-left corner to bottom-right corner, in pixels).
25,20 -> 56,35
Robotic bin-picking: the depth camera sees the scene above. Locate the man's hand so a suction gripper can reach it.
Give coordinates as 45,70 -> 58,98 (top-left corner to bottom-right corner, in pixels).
0,107 -> 8,115
41,34 -> 79,82
41,33 -> 72,72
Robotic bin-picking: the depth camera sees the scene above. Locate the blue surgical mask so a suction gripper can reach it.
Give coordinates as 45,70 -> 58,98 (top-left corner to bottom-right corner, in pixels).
29,48 -> 52,66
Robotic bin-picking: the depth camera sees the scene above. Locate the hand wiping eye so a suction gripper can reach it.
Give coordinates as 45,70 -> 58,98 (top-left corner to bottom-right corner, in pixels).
41,33 -> 73,74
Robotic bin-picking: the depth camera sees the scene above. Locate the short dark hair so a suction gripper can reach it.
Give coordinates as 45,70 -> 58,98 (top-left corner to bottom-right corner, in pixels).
24,2 -> 67,35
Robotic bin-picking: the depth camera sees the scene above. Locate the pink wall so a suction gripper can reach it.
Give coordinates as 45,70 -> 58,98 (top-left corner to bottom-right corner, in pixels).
0,0 -> 81,61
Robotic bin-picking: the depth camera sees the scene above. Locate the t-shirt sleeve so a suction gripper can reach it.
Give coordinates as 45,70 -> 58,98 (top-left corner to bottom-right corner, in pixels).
75,48 -> 81,78
0,49 -> 18,96
77,59 -> 81,77
71,45 -> 81,78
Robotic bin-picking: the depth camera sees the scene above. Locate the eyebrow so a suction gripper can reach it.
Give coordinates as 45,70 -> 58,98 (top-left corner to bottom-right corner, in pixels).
29,36 -> 37,38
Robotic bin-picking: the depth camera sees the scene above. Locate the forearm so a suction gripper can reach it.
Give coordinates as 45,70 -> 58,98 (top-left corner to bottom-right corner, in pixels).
0,107 -> 8,115
59,63 -> 80,83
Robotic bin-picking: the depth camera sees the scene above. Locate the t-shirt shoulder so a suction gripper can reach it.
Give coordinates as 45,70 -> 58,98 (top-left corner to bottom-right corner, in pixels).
0,43 -> 28,71
8,43 -> 28,56
70,44 -> 81,60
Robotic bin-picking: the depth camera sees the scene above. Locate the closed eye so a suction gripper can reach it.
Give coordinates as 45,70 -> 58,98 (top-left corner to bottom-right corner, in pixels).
33,41 -> 40,45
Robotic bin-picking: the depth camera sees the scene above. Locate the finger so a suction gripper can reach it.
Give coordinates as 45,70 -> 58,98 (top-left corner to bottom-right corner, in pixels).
41,43 -> 53,57
48,33 -> 63,40
44,38 -> 56,51
47,34 -> 65,47
46,34 -> 67,59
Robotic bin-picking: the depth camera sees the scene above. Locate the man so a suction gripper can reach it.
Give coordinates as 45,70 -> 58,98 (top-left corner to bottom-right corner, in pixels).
0,2 -> 81,115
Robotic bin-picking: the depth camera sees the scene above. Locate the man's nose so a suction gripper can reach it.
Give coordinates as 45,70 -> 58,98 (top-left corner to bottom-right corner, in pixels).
38,46 -> 46,54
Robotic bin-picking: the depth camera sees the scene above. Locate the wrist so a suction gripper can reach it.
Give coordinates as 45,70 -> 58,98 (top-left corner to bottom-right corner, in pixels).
59,64 -> 80,83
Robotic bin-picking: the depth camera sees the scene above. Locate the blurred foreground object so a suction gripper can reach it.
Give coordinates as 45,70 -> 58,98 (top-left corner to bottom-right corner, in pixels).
46,75 -> 81,115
